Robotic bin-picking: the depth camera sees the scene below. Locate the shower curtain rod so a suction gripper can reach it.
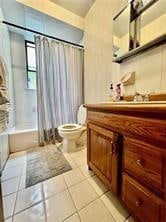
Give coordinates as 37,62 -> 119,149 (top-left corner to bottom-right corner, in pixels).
1,20 -> 84,48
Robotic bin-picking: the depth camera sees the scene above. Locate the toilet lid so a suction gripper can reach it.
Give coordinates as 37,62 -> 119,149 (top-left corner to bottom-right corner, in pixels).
77,105 -> 86,124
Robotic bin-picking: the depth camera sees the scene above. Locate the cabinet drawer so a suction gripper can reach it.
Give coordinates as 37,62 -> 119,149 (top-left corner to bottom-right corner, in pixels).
122,174 -> 162,222
123,137 -> 163,191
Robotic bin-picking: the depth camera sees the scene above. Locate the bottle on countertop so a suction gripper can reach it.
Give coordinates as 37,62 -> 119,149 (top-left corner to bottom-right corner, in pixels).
115,83 -> 121,101
108,84 -> 115,102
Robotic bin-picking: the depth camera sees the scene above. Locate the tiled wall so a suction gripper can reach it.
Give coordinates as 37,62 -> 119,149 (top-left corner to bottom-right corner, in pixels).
0,7 -> 15,170
10,32 -> 37,126
112,45 -> 166,95
84,0 -> 126,103
84,0 -> 166,101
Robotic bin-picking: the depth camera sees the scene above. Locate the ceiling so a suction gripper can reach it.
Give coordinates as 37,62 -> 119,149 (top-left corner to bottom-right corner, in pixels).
50,0 -> 95,17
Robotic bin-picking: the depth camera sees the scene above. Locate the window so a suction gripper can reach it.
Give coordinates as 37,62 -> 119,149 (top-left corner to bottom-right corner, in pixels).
25,41 -> 36,89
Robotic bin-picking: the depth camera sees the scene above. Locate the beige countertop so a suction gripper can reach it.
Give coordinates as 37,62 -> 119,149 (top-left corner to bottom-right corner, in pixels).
84,101 -> 166,115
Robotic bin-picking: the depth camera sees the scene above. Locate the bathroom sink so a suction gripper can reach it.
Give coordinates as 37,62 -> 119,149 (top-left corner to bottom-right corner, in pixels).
101,101 -> 166,105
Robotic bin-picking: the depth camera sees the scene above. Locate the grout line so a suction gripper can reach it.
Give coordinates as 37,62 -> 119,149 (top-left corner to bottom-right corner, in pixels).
11,175 -> 21,222
2,178 -> 20,198
1,175 -> 21,183
41,183 -> 48,222
4,162 -> 26,170
12,200 -> 44,218
62,172 -> 111,221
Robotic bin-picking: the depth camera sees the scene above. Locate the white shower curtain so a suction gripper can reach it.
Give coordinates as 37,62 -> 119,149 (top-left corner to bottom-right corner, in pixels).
35,36 -> 84,145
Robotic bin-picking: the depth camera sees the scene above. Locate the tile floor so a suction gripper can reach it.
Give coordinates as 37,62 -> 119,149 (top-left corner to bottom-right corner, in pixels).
1,144 -> 135,222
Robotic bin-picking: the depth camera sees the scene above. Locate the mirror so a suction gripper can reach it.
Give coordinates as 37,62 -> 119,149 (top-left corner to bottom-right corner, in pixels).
113,5 -> 130,59
140,0 -> 166,45
113,0 -> 166,62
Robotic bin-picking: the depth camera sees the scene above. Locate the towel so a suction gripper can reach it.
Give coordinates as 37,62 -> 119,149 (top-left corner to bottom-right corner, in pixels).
0,55 -> 9,104
0,103 -> 10,133
0,55 -> 10,133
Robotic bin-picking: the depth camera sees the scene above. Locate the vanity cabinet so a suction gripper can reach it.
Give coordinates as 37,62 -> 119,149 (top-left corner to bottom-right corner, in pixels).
87,123 -> 120,194
84,104 -> 166,222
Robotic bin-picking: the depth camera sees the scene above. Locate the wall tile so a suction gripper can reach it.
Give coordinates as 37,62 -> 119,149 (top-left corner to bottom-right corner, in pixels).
139,46 -> 163,75
84,0 -> 165,100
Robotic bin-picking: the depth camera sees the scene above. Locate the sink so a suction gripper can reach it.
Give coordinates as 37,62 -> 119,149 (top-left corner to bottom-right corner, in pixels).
101,101 -> 166,105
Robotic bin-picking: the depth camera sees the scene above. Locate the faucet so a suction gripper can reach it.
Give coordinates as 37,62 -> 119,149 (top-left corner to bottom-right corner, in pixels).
133,92 -> 143,102
144,92 -> 154,102
144,94 -> 150,102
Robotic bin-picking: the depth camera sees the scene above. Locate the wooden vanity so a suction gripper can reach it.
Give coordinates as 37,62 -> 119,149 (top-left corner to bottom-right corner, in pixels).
84,103 -> 166,222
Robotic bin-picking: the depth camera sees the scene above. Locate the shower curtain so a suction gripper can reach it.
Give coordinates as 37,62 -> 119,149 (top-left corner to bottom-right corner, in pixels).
35,36 -> 84,145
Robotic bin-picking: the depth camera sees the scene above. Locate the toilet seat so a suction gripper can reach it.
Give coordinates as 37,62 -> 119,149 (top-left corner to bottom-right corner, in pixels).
58,123 -> 82,132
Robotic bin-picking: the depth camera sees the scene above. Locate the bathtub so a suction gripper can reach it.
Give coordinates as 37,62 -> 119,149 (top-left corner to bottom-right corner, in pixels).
9,123 -> 38,153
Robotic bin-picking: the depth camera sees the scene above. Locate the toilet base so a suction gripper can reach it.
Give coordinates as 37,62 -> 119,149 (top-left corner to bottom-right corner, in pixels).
61,139 -> 77,152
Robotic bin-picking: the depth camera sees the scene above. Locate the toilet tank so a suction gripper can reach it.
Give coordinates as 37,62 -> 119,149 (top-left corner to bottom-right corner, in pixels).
77,105 -> 86,125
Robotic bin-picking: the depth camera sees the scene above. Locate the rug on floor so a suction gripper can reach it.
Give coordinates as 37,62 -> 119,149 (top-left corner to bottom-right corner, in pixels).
26,145 -> 72,188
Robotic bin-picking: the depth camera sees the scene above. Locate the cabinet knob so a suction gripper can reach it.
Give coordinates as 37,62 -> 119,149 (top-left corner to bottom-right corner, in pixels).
137,159 -> 144,166
135,200 -> 142,207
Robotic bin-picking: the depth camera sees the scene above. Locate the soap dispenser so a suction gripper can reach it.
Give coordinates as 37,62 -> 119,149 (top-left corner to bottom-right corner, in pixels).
108,84 -> 115,102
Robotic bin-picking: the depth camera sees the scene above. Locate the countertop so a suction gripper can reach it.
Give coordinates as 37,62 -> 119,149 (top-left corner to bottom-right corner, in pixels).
84,101 -> 166,115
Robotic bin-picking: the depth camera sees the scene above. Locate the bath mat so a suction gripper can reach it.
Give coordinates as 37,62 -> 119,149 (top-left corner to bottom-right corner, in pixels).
26,145 -> 72,188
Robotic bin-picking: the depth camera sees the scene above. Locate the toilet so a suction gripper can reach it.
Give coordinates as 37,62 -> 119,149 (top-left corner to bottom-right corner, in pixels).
58,105 -> 86,152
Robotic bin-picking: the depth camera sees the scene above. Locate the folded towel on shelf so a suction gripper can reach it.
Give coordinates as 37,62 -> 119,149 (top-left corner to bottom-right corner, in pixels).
0,107 -> 9,133
0,55 -> 9,105
0,55 -> 10,133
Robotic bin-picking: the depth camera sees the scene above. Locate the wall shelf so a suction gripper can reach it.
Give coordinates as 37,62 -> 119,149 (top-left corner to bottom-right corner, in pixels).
113,34 -> 166,64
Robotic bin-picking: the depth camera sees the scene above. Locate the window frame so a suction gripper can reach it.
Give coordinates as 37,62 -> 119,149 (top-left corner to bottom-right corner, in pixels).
25,40 -> 36,90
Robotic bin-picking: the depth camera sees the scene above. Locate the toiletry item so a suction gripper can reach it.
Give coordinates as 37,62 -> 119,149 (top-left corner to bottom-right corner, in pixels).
108,84 -> 115,102
115,83 -> 121,101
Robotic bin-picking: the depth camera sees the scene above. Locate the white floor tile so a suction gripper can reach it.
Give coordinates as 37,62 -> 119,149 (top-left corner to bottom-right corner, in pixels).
79,164 -> 94,178
63,154 -> 77,169
18,174 -> 26,190
69,180 -> 98,210
2,177 -> 20,196
101,191 -> 129,222
73,154 -> 87,167
15,183 -> 43,213
3,193 -> 17,219
2,166 -> 22,181
63,168 -> 85,187
21,164 -> 27,175
64,213 -> 80,222
43,175 -> 67,199
69,151 -> 83,159
5,218 -> 12,222
45,190 -> 76,222
79,198 -> 115,222
88,175 -> 108,196
5,156 -> 26,169
13,202 -> 46,222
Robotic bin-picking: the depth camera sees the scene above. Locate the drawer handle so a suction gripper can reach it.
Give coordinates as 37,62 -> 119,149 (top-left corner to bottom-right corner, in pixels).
137,159 -> 144,166
135,200 -> 142,207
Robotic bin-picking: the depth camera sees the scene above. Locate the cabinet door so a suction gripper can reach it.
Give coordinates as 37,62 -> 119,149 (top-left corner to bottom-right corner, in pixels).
87,123 -> 120,194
